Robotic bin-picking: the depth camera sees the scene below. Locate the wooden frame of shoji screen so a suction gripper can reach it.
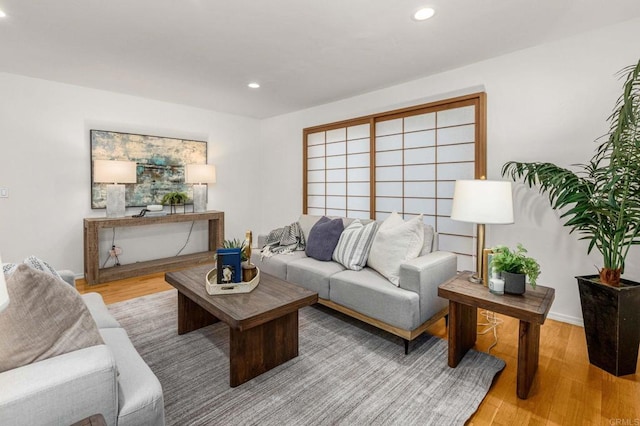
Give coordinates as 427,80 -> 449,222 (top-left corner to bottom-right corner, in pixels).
303,117 -> 373,219
303,93 -> 486,270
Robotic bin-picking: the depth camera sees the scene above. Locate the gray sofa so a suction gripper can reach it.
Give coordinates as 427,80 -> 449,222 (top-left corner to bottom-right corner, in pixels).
0,272 -> 165,426
251,215 -> 458,352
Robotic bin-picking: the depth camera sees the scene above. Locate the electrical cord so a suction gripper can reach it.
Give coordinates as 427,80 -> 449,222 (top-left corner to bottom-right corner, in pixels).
101,251 -> 111,268
176,221 -> 195,256
102,228 -> 118,268
477,310 -> 503,354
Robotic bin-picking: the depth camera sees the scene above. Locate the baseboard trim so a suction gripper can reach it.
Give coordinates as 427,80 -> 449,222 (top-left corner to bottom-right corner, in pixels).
547,311 -> 583,327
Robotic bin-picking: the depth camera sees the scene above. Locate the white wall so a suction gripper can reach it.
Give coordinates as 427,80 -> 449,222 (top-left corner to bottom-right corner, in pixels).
2,18 -> 638,324
0,73 -> 261,275
257,18 -> 640,325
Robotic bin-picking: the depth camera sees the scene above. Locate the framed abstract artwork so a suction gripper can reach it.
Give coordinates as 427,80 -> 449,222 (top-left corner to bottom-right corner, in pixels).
90,130 -> 207,208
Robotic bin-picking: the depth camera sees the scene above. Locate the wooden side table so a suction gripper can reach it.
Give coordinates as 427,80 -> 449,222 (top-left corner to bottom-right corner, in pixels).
438,271 -> 555,399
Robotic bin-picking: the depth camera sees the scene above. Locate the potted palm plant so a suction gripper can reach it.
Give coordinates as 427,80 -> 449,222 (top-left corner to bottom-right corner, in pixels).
502,59 -> 640,376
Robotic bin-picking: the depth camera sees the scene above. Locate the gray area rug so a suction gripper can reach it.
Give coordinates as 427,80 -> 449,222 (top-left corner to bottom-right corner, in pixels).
108,290 -> 504,425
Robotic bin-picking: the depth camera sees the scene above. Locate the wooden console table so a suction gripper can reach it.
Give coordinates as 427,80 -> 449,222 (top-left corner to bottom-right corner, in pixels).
438,271 -> 555,399
84,211 -> 224,285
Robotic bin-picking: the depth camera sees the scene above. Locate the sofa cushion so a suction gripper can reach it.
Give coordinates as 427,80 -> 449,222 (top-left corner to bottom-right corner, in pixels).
329,268 -> 421,331
306,217 -> 344,261
83,292 -> 122,329
332,219 -> 379,271
250,250 -> 307,281
286,257 -> 346,299
99,328 -> 165,426
420,224 -> 435,256
367,213 -> 425,285
0,265 -> 104,373
298,215 -> 323,244
298,215 -> 372,243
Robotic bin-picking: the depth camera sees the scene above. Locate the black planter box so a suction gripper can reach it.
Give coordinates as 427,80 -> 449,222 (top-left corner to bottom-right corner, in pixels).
503,271 -> 526,295
577,275 -> 640,376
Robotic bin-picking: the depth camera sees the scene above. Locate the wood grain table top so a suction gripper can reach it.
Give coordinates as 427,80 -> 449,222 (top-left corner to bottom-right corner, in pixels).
165,264 -> 318,331
438,271 -> 555,324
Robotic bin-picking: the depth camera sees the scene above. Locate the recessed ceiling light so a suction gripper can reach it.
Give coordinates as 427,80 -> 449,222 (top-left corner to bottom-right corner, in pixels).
0,10 -> 7,18
248,82 -> 260,89
413,7 -> 435,21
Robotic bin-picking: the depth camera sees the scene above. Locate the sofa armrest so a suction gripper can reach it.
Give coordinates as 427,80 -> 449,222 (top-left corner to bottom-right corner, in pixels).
0,345 -> 119,426
399,251 -> 457,323
58,269 -> 77,287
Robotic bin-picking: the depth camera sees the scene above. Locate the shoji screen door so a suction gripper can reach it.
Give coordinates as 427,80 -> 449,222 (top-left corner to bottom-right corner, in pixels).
303,93 -> 486,271
304,120 -> 372,219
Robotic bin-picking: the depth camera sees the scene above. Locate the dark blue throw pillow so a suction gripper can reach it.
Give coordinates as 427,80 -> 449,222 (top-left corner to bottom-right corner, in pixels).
305,217 -> 344,261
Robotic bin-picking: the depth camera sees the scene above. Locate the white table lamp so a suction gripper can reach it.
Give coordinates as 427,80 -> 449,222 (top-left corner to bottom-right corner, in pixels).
185,164 -> 216,213
0,254 -> 9,312
450,179 -> 514,284
94,160 -> 137,217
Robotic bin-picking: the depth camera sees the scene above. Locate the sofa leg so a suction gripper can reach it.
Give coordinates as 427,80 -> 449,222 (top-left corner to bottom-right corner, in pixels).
404,339 -> 410,355
444,314 -> 449,328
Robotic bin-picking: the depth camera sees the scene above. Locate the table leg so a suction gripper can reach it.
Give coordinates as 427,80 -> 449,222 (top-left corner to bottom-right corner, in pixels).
448,301 -> 477,367
229,310 -> 298,387
517,320 -> 540,399
177,291 -> 219,335
84,222 -> 99,285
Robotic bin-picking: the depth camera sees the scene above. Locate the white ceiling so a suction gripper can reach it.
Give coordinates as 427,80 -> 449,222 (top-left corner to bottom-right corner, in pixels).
1,1 -> 640,119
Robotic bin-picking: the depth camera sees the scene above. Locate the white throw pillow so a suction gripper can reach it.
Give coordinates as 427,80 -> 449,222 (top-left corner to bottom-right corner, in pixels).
332,220 -> 379,271
367,213 -> 425,286
2,263 -> 17,275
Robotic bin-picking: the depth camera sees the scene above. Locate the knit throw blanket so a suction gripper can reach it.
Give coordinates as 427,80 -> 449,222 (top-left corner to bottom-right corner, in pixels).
260,221 -> 306,258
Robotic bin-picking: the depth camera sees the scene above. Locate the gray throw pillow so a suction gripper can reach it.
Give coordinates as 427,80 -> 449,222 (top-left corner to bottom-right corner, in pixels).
305,216 -> 344,261
0,265 -> 104,373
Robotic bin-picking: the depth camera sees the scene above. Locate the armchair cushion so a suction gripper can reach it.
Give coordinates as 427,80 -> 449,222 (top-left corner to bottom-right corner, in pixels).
0,265 -> 103,373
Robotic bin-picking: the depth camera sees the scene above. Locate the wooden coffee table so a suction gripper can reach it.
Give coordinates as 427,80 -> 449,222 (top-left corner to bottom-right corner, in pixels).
438,271 -> 555,399
165,265 -> 318,387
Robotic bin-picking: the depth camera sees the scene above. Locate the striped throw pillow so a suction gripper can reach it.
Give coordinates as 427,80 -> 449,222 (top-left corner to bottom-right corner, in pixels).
332,219 -> 379,271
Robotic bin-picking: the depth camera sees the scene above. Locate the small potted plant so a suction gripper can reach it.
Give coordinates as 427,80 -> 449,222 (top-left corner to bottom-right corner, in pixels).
161,191 -> 189,214
222,238 -> 248,262
490,244 -> 540,294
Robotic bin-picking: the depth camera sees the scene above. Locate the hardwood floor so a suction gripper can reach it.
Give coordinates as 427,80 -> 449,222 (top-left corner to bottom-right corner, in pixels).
76,272 -> 173,305
77,273 -> 640,425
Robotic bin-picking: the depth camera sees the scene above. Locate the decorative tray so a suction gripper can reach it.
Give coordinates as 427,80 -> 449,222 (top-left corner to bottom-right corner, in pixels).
205,267 -> 260,295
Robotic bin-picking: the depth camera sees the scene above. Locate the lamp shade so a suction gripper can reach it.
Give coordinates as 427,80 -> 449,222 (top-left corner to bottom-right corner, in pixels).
185,164 -> 216,184
0,254 -> 9,312
94,160 -> 137,184
450,180 -> 514,224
